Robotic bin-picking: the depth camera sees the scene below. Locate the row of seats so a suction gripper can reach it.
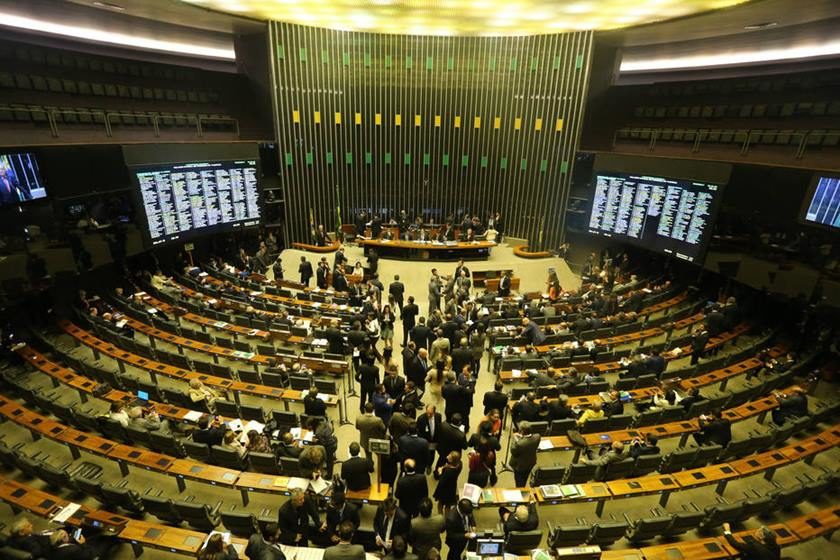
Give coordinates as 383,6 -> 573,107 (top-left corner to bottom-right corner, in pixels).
0,103 -> 237,133
631,101 -> 840,121
640,73 -> 840,98
615,127 -> 840,148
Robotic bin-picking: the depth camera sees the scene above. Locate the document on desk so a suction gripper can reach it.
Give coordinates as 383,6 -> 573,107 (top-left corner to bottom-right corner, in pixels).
287,477 -> 309,491
538,439 -> 554,450
182,410 -> 204,422
502,490 -> 525,502
51,503 -> 82,523
280,546 -> 325,560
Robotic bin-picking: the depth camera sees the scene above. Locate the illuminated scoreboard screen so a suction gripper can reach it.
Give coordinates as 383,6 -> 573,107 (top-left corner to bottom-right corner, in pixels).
587,172 -> 724,263
132,159 -> 260,246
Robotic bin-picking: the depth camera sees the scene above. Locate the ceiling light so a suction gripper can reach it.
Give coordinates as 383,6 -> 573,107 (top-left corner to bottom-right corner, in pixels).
621,40 -> 840,72
0,12 -> 235,59
744,21 -> 778,30
91,1 -> 124,11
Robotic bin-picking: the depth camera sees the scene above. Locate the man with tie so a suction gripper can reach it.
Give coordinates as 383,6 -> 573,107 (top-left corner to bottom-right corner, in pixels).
498,271 -> 512,297
444,499 -> 476,560
322,492 -> 361,546
374,497 -> 410,553
299,256 -> 314,286
407,348 -> 430,391
415,404 -> 441,471
409,317 -> 432,351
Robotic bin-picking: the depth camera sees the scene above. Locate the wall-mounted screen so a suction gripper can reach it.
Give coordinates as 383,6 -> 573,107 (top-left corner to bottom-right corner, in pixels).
587,171 -> 724,263
801,175 -> 840,230
132,159 -> 260,246
0,152 -> 47,207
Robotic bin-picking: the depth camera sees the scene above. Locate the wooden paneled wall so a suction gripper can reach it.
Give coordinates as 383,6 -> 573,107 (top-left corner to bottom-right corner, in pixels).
268,22 -> 593,250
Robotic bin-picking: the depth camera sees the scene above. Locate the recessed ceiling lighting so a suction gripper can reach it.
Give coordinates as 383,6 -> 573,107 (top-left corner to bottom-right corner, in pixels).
0,12 -> 235,59
744,21 -> 778,30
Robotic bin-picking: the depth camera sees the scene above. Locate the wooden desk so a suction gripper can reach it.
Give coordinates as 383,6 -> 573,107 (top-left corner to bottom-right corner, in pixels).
0,475 -> 90,526
730,450 -> 791,481
672,464 -> 739,495
731,522 -> 799,547
168,459 -> 241,493
784,506 -> 840,541
478,487 -> 532,506
233,472 -> 389,506
119,518 -> 208,556
485,277 -> 521,293
640,537 -> 735,560
60,320 -> 340,409
533,482 -> 611,506
107,443 -> 174,476
292,240 -> 340,253
358,238 -> 496,261
599,550 -> 644,560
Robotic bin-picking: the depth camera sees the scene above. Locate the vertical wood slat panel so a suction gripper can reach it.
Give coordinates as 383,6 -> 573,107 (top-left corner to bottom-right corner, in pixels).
268,22 -> 592,250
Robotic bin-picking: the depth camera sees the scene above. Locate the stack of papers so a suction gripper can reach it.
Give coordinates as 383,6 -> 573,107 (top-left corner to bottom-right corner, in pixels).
538,439 -> 554,450
287,477 -> 309,491
540,484 -> 562,499
213,321 -> 229,328
511,369 -> 522,378
502,490 -> 525,502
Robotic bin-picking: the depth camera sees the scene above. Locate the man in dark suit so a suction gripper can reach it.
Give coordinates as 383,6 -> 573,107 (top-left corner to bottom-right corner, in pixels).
6,518 -> 51,557
401,296 -> 419,346
722,523 -> 780,560
355,361 -> 380,413
341,442 -> 374,491
501,502 -> 539,534
548,394 -> 574,421
451,338 -> 473,376
314,224 -> 330,247
246,522 -> 285,560
0,165 -> 25,205
509,423 -> 541,487
395,459 -> 429,518
444,499 -> 476,560
304,388 -> 327,417
299,257 -> 314,286
324,493 -> 361,545
645,349 -> 666,379
406,348 -> 430,391
389,275 -> 405,312
278,490 -> 321,545
410,317 -> 432,351
324,520 -> 365,560
384,369 -> 406,402
705,305 -> 726,337
402,342 -> 418,381
373,497 -> 410,553
693,410 -> 732,447
691,328 -> 710,365
333,268 -> 349,293
193,414 -> 225,446
512,392 -> 541,426
436,413 -> 467,468
399,420 -> 431,473
325,319 -> 344,355
629,433 -> 661,459
498,271 -> 512,297
771,387 -> 809,425
49,530 -> 99,560
317,261 -> 330,289
483,381 -> 509,418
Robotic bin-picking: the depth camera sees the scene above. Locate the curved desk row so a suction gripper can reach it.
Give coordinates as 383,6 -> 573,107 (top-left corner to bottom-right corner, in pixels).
358,238 -> 496,261
291,240 -> 341,253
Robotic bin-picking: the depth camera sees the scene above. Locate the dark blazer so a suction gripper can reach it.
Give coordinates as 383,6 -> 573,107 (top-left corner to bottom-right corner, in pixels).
245,534 -> 286,560
437,421 -> 467,458
304,395 -> 327,417
341,456 -> 374,491
384,375 -> 406,401
398,433 -> 431,471
416,412 -> 442,444
444,506 -> 476,547
646,355 -> 666,377
723,533 -> 780,560
299,261 -> 314,283
193,426 -> 225,447
451,347 -> 472,375
699,418 -> 732,447
629,443 -> 661,459
277,497 -> 320,544
483,390 -> 509,415
6,534 -> 51,558
409,514 -> 445,560
51,543 -> 97,560
323,542 -> 366,560
512,400 -> 541,424
503,503 -> 539,534
326,501 -> 361,534
410,325 -> 433,350
395,472 -> 429,517
373,506 -> 410,541
402,303 -> 419,330
355,363 -> 380,390
406,355 -> 430,388
325,327 -> 344,355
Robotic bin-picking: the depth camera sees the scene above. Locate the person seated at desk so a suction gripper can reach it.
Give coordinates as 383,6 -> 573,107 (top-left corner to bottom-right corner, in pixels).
49,528 -> 105,560
548,394 -> 574,421
277,432 -> 303,459
189,379 -> 223,412
629,433 -> 660,458
314,224 -> 332,247
499,501 -> 539,534
108,401 -> 130,428
436,224 -> 454,242
772,386 -> 809,425
193,414 -> 226,446
342,442 -> 374,491
679,387 -> 703,412
246,522 -> 285,560
222,429 -> 247,458
581,440 -> 627,467
576,402 -> 604,426
649,384 -> 683,411
529,367 -> 557,388
304,387 -> 328,417
602,389 -> 624,417
693,410 -> 732,447
246,429 -> 272,454
722,523 -> 780,560
199,533 -> 239,560
512,392 -> 542,425
460,228 -> 475,242
278,490 -> 321,546
128,405 -> 166,432
6,517 -> 51,557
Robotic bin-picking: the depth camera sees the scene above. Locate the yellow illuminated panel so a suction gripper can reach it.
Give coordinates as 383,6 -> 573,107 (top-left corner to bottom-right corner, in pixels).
375,113 -> 382,125
514,117 -> 521,130
314,111 -> 321,124
494,117 -> 501,130
556,118 -> 563,131
535,118 -> 542,131
335,112 -> 342,124
395,114 -> 402,126
474,116 -> 481,129
355,112 -> 362,125
292,109 -> 300,124
434,115 -> 441,127
181,0 -> 748,36
454,116 -> 461,128
415,114 -> 422,126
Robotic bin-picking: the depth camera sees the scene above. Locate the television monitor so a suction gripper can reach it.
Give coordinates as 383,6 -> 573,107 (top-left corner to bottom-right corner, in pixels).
587,171 -> 724,263
801,175 -> 840,230
131,158 -> 260,246
0,152 -> 47,207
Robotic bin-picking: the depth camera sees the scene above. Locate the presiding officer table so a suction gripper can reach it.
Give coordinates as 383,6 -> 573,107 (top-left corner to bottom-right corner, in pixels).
358,238 -> 496,260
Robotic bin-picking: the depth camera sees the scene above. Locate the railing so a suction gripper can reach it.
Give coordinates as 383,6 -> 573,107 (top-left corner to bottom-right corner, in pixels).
1,105 -> 239,139
612,126 -> 840,159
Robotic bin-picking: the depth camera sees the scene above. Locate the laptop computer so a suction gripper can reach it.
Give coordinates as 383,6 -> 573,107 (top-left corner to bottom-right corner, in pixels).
131,390 -> 150,408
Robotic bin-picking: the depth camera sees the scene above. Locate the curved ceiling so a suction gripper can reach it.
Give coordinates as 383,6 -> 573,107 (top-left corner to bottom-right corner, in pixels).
177,0 -> 749,36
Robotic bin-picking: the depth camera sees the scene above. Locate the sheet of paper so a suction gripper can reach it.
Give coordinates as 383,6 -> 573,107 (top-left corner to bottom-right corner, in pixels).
503,490 -> 524,502
51,503 -> 82,523
511,369 -> 522,378
183,410 -> 204,421
538,439 -> 553,450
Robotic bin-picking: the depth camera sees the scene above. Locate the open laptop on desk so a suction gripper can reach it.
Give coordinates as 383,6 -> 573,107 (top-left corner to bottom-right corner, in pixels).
130,390 -> 150,408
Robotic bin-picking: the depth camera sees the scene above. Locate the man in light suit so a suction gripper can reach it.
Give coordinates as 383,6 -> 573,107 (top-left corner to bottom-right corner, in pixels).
355,403 -> 386,456
324,521 -> 365,560
428,269 -> 442,312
